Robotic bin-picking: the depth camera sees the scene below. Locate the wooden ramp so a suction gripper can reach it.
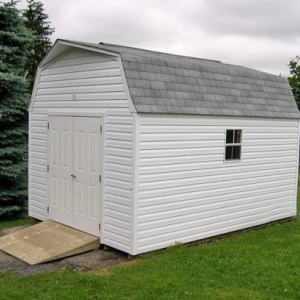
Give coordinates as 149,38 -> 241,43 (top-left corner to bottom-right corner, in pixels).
0,220 -> 99,265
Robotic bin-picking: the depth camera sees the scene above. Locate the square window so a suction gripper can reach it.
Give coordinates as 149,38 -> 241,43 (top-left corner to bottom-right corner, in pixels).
225,129 -> 242,161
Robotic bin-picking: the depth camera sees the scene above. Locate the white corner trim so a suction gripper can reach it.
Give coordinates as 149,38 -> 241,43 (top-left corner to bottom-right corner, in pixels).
28,111 -> 32,216
131,113 -> 140,255
294,119 -> 300,215
46,113 -> 50,219
100,113 -> 107,242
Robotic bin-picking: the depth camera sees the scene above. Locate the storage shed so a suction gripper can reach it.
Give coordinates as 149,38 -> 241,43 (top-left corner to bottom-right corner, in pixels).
28,39 -> 300,255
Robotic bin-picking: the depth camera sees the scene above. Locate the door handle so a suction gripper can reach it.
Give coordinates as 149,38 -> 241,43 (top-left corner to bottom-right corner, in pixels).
71,174 -> 76,178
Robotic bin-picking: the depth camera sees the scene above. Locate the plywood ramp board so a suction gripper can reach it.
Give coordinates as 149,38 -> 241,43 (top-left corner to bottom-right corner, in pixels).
0,220 -> 99,265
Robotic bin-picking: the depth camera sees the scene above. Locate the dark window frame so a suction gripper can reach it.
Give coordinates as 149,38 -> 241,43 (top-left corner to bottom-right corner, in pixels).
225,129 -> 242,161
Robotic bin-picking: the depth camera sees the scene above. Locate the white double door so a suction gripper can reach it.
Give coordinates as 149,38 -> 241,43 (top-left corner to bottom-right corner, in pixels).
48,116 -> 102,236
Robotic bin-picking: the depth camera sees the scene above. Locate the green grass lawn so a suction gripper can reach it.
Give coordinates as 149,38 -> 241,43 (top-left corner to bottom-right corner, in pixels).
0,217 -> 34,230
1,195 -> 300,299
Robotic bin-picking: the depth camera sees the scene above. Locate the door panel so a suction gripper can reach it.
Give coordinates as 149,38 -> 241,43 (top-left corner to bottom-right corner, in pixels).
48,116 -> 73,226
48,116 -> 101,237
73,117 -> 101,236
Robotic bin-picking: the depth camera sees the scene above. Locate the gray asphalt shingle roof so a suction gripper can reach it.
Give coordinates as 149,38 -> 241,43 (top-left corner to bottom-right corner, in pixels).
67,40 -> 300,119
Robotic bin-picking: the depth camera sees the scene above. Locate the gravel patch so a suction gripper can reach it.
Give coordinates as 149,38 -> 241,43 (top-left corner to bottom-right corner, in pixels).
0,225 -> 128,277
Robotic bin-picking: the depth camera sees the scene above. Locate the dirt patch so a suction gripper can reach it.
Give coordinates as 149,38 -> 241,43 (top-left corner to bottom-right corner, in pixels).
0,226 -> 128,277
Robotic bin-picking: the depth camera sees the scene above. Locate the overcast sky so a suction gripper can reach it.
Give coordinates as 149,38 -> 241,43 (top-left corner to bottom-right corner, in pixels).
18,0 -> 300,76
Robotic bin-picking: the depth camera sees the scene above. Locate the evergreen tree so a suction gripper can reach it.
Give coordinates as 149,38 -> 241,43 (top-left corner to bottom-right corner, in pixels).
288,57 -> 300,109
23,0 -> 54,91
0,0 -> 32,219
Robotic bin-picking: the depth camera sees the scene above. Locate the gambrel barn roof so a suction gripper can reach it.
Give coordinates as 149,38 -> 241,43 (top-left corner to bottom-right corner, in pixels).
44,40 -> 300,119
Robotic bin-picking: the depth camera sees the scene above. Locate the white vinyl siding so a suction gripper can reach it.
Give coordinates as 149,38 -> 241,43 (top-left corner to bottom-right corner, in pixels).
28,48 -> 133,252
104,113 -> 133,252
29,111 -> 48,219
136,115 -> 299,253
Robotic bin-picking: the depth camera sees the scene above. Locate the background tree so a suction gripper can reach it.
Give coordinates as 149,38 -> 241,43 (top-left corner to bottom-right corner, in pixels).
23,0 -> 54,91
288,56 -> 300,109
0,0 -> 32,219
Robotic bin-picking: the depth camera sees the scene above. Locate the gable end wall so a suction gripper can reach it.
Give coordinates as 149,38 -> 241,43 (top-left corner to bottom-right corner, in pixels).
28,48 -> 134,253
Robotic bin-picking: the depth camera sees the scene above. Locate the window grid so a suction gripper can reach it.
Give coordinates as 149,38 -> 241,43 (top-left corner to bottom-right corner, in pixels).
225,129 -> 242,161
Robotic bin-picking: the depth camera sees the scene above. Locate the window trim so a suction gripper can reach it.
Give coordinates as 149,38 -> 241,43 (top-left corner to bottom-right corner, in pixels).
224,129 -> 242,162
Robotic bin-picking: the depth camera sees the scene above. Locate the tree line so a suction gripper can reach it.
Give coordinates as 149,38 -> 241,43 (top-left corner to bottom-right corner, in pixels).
0,0 -> 53,220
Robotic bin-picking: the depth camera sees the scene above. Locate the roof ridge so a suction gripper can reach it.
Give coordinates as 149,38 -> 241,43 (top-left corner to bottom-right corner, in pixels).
97,42 -> 222,64
62,39 -> 274,75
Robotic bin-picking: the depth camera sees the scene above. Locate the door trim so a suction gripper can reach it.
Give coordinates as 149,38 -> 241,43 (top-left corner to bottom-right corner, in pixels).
47,112 -> 106,239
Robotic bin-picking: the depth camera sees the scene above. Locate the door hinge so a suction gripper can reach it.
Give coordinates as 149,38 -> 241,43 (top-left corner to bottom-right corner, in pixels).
100,125 -> 102,133
99,175 -> 101,182
99,223 -> 101,230
47,206 -> 49,213
47,122 -> 49,129
47,165 -> 49,172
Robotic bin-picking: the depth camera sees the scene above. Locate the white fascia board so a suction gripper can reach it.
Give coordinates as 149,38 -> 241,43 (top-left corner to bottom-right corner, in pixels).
28,66 -> 42,111
54,39 -> 120,59
39,39 -> 120,69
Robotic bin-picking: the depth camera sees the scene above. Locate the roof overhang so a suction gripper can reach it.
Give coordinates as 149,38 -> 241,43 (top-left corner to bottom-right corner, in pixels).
40,39 -> 120,68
